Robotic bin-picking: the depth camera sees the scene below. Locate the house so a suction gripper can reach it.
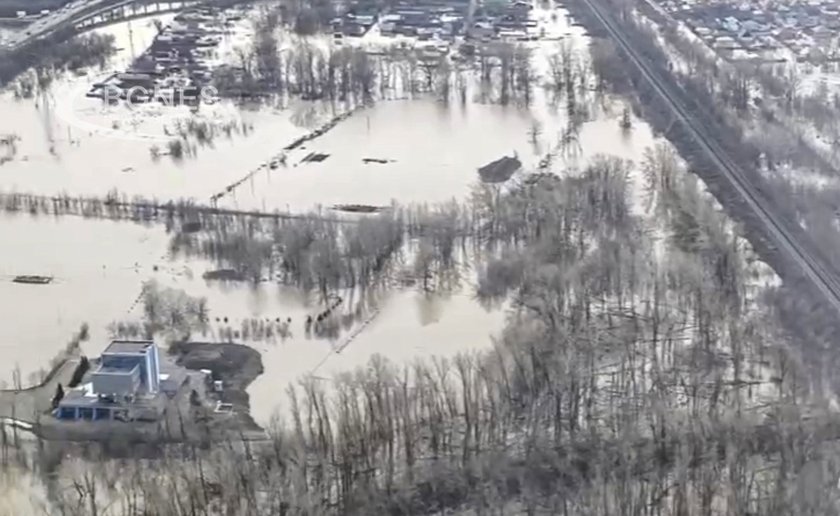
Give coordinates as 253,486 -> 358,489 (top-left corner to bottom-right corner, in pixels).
812,25 -> 834,44
722,16 -> 741,32
55,340 -> 164,422
776,27 -> 798,41
96,340 -> 161,395
379,14 -> 402,32
470,20 -> 495,38
695,26 -> 713,37
741,20 -> 769,35
117,73 -> 156,89
714,35 -> 742,52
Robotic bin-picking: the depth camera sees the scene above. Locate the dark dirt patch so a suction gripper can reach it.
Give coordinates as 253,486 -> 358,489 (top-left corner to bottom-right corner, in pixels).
170,342 -> 264,431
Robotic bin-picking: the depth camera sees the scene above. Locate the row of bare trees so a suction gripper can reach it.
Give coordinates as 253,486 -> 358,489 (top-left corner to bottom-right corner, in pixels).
168,202 -> 471,297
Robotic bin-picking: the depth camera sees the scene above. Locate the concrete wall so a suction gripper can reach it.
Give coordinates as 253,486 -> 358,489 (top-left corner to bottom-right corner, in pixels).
147,344 -> 160,393
99,342 -> 161,394
91,364 -> 141,396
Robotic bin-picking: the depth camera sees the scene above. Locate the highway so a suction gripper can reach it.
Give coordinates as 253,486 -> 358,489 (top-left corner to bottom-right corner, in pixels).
3,0 -> 141,51
579,0 -> 840,315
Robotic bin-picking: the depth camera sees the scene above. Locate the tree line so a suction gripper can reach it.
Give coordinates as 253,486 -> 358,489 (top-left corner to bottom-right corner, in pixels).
2,150 -> 834,514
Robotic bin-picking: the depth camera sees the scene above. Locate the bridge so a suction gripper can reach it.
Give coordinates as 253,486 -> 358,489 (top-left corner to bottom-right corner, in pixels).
5,0 -> 203,52
72,0 -> 204,31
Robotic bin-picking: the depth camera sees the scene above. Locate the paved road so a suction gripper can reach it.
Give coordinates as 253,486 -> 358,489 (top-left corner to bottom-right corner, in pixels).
3,0 -> 135,51
579,0 -> 840,315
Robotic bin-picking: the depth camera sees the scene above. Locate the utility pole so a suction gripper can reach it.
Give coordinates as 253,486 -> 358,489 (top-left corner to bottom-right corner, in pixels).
128,18 -> 136,62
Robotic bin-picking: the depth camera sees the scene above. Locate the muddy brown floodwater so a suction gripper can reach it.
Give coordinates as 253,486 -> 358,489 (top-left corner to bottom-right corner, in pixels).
0,6 -> 664,426
0,215 -> 169,384
219,97 -> 657,212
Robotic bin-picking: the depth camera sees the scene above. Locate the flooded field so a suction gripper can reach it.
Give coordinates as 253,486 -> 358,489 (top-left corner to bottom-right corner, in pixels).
220,96 -> 656,212
141,254 -> 508,423
0,214 -> 169,384
0,3 -> 664,425
0,6 -> 657,207
0,14 -> 324,202
0,212 -> 508,425
0,2 -> 814,515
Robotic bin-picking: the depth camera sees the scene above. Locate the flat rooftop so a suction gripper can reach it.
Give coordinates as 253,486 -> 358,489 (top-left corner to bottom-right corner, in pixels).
94,364 -> 140,375
103,339 -> 155,355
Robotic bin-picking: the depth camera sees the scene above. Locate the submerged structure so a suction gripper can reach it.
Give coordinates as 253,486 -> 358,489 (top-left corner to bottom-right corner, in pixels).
12,275 -> 52,284
478,155 -> 522,183
56,340 -> 167,421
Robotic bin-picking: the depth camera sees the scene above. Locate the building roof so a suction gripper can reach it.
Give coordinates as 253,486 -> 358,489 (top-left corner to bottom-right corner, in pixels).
103,340 -> 155,355
94,364 -> 140,375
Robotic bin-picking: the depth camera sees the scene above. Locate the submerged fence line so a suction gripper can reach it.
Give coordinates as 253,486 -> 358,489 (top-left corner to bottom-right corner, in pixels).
0,190 -> 353,224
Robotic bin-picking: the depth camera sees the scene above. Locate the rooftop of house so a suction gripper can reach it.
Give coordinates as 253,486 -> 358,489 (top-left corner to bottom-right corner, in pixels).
103,340 -> 155,355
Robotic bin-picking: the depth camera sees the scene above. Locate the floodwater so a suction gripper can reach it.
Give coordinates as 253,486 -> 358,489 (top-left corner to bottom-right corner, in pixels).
0,6 -> 657,210
0,5 -> 664,425
0,214 -> 170,386
0,209 -> 509,427
148,252 -> 508,424
0,15 -> 319,203
220,96 -> 656,212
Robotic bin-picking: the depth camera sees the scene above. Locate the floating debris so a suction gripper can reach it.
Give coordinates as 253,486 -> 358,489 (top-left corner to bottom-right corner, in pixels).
268,153 -> 287,169
202,269 -> 246,281
300,152 -> 330,164
331,204 -> 386,213
13,275 -> 53,285
478,155 -> 522,183
211,107 -> 363,204
362,158 -> 393,164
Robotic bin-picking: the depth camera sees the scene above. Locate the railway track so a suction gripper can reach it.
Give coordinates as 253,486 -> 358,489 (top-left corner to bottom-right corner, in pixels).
579,0 -> 840,314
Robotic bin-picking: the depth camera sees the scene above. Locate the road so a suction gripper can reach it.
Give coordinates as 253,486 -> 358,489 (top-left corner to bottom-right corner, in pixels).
579,0 -> 840,315
3,0 -> 137,51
